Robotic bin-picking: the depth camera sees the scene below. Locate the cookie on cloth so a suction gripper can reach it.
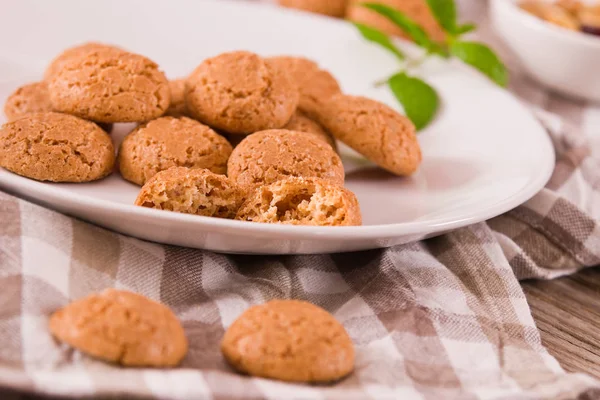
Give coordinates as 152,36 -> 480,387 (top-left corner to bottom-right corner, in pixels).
118,116 -> 232,186
221,299 -> 355,382
283,110 -> 336,150
135,166 -> 245,219
3,82 -> 52,121
277,0 -> 348,17
48,47 -> 170,123
49,289 -> 188,367
318,94 -> 422,176
235,177 -> 361,226
0,112 -> 114,182
43,41 -> 122,81
185,51 -> 299,134
227,129 -> 345,190
266,56 -> 341,120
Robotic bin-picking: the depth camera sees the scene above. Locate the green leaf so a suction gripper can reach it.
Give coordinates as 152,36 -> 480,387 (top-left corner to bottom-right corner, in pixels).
450,41 -> 508,87
455,23 -> 476,35
425,0 -> 457,34
388,72 -> 439,130
361,3 -> 435,50
352,22 -> 405,60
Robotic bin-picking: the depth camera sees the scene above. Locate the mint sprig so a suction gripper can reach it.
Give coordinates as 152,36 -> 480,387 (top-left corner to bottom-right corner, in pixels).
389,73 -> 439,130
352,22 -> 405,60
352,0 -> 508,131
449,41 -> 508,87
361,3 -> 435,51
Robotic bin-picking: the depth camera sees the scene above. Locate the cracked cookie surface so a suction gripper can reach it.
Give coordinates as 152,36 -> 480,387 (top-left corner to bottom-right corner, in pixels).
318,94 -> 422,176
49,288 -> 188,367
236,177 -> 361,226
221,299 -> 355,382
283,110 -> 336,150
48,47 -> 170,123
135,166 -> 244,218
227,129 -> 344,191
43,42 -> 121,81
118,116 -> 232,186
267,56 -> 341,120
185,51 -> 299,134
3,82 -> 53,121
0,112 -> 115,182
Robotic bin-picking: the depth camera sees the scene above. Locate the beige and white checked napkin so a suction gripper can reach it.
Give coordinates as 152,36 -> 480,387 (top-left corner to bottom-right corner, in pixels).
2,1 -> 600,399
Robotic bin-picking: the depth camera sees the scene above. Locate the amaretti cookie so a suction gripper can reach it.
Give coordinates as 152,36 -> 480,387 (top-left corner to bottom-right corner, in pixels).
277,0 -> 348,17
185,51 -> 299,134
49,289 -> 188,367
0,112 -> 114,182
165,79 -> 189,117
235,177 -> 361,226
318,94 -> 422,176
3,82 -> 52,121
227,129 -> 344,190
283,110 -> 336,149
135,167 -> 244,219
118,116 -> 232,186
221,299 -> 355,382
346,0 -> 446,42
43,42 -> 121,81
48,47 -> 170,123
267,56 -> 341,120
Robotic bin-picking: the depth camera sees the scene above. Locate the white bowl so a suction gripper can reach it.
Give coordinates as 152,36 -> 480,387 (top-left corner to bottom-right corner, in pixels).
490,0 -> 600,103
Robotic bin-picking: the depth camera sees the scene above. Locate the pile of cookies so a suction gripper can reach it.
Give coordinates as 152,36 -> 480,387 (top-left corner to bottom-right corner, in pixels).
0,42 -> 421,227
49,289 -> 355,383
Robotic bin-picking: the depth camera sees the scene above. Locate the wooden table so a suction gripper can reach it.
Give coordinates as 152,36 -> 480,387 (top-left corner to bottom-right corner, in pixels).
524,267 -> 600,378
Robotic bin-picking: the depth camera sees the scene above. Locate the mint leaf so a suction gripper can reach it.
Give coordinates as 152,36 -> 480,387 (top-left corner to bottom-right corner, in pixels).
455,23 -> 476,35
450,41 -> 508,87
388,72 -> 439,130
425,0 -> 457,34
361,3 -> 435,50
352,22 -> 405,60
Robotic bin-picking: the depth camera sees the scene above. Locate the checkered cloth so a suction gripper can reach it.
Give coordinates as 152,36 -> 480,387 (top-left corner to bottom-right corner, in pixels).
3,2 -> 600,400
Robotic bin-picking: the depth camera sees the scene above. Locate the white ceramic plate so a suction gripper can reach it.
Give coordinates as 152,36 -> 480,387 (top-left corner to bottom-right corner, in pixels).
0,0 -> 554,254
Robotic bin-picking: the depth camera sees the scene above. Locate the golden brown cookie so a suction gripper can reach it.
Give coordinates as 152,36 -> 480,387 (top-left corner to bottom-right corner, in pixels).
318,94 -> 421,176
277,0 -> 348,17
0,112 -> 115,182
283,110 -> 336,150
236,177 -> 361,226
346,0 -> 446,43
3,82 -> 52,121
49,289 -> 188,367
118,116 -> 232,186
135,167 -> 245,218
221,299 -> 355,382
267,56 -> 341,120
165,79 -> 189,117
227,129 -> 345,190
48,48 -> 170,123
43,42 -> 121,81
185,51 -> 299,134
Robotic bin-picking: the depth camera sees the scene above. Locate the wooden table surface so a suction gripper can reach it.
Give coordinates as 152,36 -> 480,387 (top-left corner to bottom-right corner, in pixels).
523,267 -> 600,379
